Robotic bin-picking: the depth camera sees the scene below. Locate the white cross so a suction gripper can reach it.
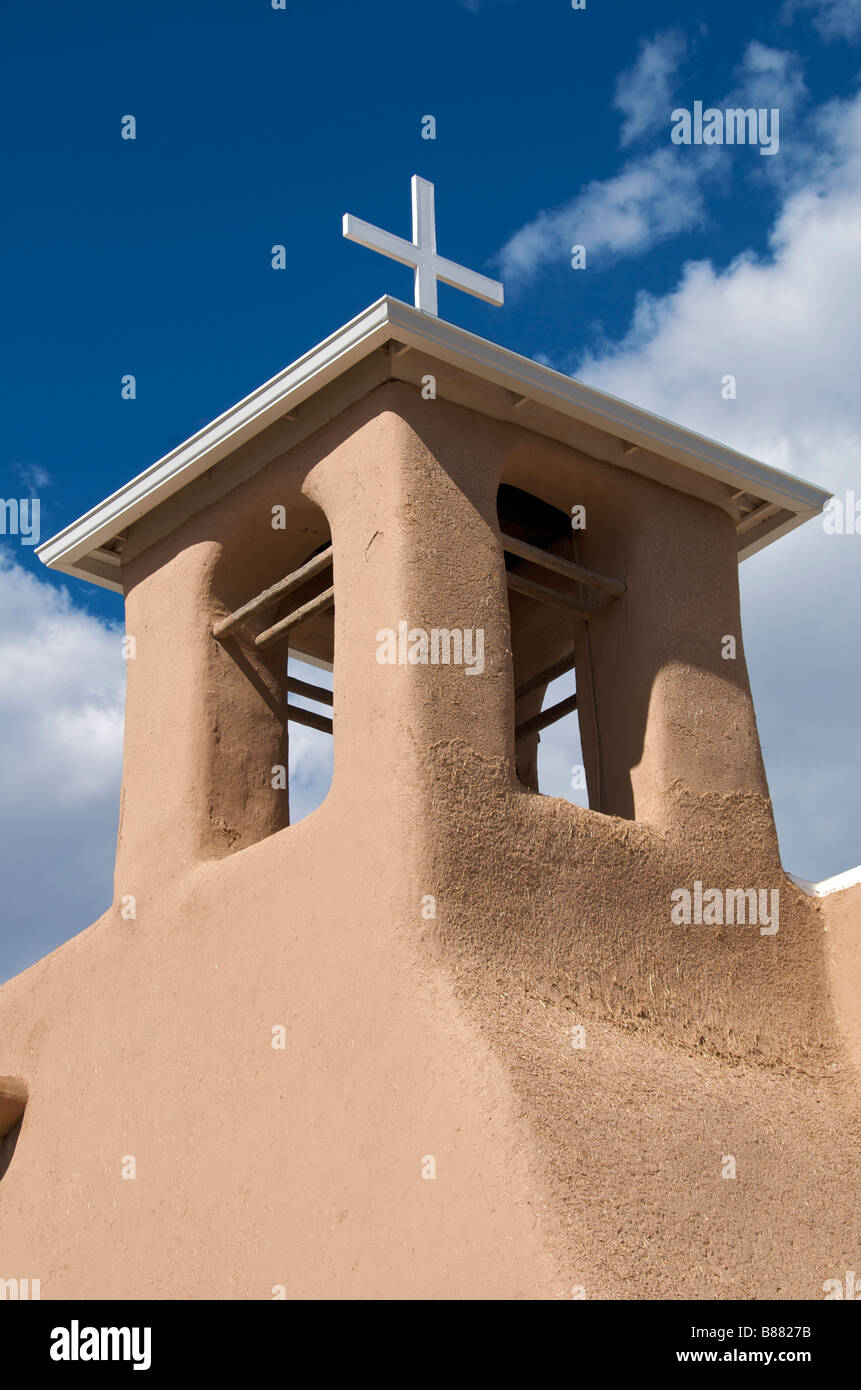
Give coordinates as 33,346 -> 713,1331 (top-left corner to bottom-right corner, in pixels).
342,175 -> 504,318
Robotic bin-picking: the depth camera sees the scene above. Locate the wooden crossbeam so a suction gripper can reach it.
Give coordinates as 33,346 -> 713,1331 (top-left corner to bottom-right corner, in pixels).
213,545 -> 333,639
507,571 -> 595,618
255,585 -> 335,651
515,693 -> 578,741
736,501 -> 781,536
515,651 -> 576,701
286,703 -> 333,736
91,546 -> 123,568
286,676 -> 333,706
500,531 -> 625,599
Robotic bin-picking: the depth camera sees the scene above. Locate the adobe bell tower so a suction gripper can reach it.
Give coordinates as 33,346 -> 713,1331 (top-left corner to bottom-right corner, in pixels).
1,177 -> 858,1302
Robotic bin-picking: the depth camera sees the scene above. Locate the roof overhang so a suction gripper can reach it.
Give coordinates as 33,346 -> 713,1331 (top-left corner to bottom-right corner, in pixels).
37,296 -> 831,590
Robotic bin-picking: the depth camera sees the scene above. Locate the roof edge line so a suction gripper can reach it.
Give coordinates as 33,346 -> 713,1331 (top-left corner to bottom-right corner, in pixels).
37,297 -> 831,582
37,297 -> 395,569
384,301 -> 831,515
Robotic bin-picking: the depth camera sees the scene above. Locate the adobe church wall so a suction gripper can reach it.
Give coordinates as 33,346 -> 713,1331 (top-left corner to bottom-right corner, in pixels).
498,434 -> 773,836
108,379 -> 828,1066
112,374 -> 772,868
0,792 -> 561,1297
357,384 -> 833,1067
115,454 -> 331,887
0,383 -> 853,1298
0,391 -> 563,1299
822,882 -> 861,1081
360,380 -> 772,829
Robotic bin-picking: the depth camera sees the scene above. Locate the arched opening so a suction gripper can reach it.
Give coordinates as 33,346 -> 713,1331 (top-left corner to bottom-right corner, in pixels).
280,539 -> 335,824
497,484 -> 586,803
211,510 -> 336,831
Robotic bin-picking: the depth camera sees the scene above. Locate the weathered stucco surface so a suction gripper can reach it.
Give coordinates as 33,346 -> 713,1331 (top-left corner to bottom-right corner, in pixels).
1,384 -> 858,1298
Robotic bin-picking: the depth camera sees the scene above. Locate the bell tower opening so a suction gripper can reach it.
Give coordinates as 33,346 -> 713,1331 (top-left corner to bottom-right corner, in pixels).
497,484 -> 586,802
212,523 -> 336,830
496,483 -> 625,811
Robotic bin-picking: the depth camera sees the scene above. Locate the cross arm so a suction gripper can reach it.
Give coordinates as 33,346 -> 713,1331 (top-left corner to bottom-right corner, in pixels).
434,254 -> 504,307
342,214 -> 420,270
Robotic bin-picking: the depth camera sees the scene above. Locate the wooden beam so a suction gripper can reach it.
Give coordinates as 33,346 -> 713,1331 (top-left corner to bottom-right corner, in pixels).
736,501 -> 781,536
286,703 -> 333,736
515,651 -> 576,701
213,546 -> 333,638
501,531 -> 625,599
91,546 -> 122,568
255,585 -> 335,651
515,693 -> 578,741
286,676 -> 333,706
507,571 -> 595,619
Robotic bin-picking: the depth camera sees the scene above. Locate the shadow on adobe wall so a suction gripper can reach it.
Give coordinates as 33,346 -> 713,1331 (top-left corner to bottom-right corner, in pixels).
0,1077 -> 27,1181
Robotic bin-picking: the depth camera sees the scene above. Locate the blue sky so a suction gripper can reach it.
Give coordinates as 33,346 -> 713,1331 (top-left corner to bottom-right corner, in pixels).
2,0 -> 860,981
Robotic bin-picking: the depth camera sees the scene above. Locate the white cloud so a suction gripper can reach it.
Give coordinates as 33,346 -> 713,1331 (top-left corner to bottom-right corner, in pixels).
785,0 -> 861,41
10,462 -> 51,493
536,674 -> 588,809
614,30 -> 687,146
498,35 -> 810,290
287,658 -> 334,822
728,41 -> 808,116
0,553 -> 125,981
573,90 -> 861,485
0,554 -> 125,811
498,148 -> 722,286
556,89 -> 861,879
0,571 -> 338,982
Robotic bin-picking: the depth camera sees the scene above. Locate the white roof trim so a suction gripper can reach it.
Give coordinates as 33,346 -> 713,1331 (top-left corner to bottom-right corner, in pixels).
787,866 -> 861,898
37,296 -> 831,585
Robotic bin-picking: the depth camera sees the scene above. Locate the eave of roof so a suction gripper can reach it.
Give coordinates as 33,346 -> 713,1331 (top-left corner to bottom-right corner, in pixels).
37,295 -> 831,589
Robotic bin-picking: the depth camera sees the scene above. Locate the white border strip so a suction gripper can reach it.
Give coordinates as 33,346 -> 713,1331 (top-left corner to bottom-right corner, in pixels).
385,299 -> 830,516
36,298 -> 393,570
787,865 -> 861,898
37,296 -> 831,586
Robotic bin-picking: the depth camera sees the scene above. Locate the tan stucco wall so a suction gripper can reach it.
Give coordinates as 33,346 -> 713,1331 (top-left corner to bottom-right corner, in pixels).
0,384 -> 857,1299
822,882 -> 861,1082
